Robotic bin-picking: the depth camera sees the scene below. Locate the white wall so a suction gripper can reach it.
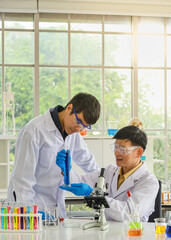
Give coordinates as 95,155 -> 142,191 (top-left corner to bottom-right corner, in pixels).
39,0 -> 171,17
1,0 -> 171,16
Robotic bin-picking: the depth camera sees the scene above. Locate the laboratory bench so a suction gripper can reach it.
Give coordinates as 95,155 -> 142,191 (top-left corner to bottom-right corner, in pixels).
65,197 -> 171,220
0,220 -> 164,240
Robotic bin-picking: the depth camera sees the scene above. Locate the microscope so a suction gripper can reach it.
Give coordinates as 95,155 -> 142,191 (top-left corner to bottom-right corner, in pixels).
83,168 -> 109,231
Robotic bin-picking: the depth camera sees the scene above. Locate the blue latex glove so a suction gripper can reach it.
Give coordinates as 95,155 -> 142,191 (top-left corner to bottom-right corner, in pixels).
60,183 -> 93,197
56,149 -> 71,172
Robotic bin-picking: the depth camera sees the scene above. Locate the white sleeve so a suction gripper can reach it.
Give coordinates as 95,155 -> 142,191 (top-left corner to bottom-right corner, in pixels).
70,169 -> 100,188
72,134 -> 99,173
105,176 -> 159,222
12,127 -> 40,202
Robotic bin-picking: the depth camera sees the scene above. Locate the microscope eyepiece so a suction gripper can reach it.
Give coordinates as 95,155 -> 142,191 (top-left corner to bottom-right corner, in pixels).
99,168 -> 105,177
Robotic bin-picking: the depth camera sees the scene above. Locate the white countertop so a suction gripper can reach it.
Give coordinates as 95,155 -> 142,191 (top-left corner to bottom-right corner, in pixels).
0,219 -> 164,240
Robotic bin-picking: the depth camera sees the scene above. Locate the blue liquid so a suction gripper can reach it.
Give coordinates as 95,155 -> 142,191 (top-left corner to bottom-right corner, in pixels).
140,155 -> 146,161
107,129 -> 118,136
1,208 -> 4,230
166,224 -> 171,237
27,206 -> 31,230
64,150 -> 70,186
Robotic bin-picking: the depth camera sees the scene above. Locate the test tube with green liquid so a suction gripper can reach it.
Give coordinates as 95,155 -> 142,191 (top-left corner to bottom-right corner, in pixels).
4,206 -> 7,230
30,211 -> 33,230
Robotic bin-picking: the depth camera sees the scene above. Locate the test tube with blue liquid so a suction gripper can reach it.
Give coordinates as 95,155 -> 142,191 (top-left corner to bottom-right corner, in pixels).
26,205 -> 31,230
1,206 -> 4,230
1,202 -> 7,230
63,149 -> 70,186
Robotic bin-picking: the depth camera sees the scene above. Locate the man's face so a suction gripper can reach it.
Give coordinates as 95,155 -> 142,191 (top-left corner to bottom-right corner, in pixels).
114,139 -> 142,173
64,104 -> 89,135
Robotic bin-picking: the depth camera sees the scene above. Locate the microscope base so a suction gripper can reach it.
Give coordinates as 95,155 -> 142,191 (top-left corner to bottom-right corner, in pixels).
83,220 -> 109,231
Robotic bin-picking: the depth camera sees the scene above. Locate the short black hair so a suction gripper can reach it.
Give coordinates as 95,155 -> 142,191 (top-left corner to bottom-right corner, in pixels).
113,125 -> 147,151
65,92 -> 101,125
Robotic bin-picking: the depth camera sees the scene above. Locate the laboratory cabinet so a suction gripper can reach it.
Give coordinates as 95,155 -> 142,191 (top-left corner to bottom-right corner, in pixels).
72,137 -> 115,175
0,135 -> 16,198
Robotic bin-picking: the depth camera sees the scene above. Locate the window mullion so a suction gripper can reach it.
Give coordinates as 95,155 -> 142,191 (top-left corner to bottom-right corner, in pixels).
132,16 -> 138,118
34,13 -> 39,117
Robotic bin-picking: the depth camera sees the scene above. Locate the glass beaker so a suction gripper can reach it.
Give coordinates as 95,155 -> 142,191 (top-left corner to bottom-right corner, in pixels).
107,121 -> 118,136
154,218 -> 166,234
166,222 -> 171,237
127,215 -> 143,237
45,206 -> 59,228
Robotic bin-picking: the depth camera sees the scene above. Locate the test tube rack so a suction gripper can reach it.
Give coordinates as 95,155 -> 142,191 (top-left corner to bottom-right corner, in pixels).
0,213 -> 42,232
162,191 -> 171,204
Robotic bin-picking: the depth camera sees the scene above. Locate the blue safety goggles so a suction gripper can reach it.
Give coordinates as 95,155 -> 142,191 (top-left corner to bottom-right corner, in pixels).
73,107 -> 91,130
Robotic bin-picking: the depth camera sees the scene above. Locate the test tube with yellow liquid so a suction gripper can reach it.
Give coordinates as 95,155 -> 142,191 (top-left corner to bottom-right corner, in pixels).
13,206 -> 17,230
30,211 -> 33,230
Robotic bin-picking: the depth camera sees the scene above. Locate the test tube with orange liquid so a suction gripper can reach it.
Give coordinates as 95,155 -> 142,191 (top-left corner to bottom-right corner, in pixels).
17,207 -> 20,230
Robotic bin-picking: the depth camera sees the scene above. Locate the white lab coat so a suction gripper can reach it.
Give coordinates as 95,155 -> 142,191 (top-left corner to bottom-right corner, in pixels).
70,162 -> 159,222
7,109 -> 99,217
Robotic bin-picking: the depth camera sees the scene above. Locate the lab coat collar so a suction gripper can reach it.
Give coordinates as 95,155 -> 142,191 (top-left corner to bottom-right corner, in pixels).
44,109 -> 58,132
110,167 -> 120,196
113,162 -> 147,198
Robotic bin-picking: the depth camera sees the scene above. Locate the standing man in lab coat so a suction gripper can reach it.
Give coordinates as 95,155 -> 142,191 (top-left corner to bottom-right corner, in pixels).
59,125 -> 159,222
7,92 -> 100,217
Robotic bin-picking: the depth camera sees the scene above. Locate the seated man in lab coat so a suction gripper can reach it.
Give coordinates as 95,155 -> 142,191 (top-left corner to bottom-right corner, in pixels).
58,125 -> 159,222
7,92 -> 100,218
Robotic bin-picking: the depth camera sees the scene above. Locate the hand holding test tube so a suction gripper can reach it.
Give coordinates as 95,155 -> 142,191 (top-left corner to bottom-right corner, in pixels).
56,149 -> 71,173
56,148 -> 71,186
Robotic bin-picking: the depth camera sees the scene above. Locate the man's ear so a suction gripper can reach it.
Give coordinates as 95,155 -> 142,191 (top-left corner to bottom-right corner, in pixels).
137,147 -> 144,158
66,103 -> 73,113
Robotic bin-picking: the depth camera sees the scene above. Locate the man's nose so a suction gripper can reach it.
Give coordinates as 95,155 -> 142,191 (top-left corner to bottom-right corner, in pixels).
74,125 -> 82,131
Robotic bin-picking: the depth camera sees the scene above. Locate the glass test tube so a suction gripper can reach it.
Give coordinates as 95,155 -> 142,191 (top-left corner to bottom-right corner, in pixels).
23,207 -> 27,230
64,149 -> 70,186
20,205 -> 24,229
13,206 -> 17,230
7,205 -> 11,230
1,207 -> 4,230
33,205 -> 38,230
30,212 -> 33,230
26,206 -> 31,230
17,207 -> 20,230
4,204 -> 7,230
0,203 -> 1,229
11,205 -> 14,230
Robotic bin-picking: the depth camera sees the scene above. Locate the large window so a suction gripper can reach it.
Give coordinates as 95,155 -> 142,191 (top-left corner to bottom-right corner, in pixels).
0,13 -> 171,181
